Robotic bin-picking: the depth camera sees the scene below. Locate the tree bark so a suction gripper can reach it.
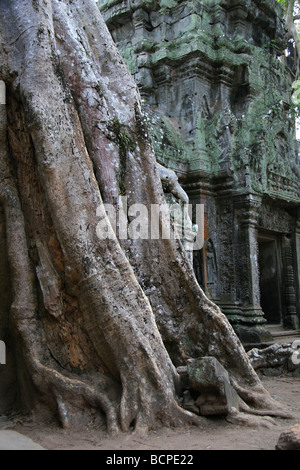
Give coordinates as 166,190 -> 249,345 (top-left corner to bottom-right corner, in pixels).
0,0 -> 290,434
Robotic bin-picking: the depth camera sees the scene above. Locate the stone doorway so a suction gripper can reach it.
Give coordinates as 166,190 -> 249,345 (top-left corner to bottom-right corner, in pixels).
258,233 -> 283,325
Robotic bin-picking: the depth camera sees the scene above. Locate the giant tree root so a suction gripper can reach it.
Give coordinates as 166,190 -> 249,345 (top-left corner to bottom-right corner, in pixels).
0,0 -> 293,434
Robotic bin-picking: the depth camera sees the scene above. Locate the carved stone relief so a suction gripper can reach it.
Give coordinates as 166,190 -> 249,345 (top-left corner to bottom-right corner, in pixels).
258,201 -> 294,234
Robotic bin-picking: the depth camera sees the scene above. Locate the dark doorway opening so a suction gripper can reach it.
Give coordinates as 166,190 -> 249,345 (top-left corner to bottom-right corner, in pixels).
193,249 -> 206,291
258,234 -> 283,325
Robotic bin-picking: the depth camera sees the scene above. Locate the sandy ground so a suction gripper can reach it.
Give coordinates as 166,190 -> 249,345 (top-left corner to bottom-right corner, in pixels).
1,375 -> 299,451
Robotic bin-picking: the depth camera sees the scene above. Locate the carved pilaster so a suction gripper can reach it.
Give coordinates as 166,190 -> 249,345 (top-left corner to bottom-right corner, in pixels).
282,235 -> 299,329
239,195 -> 262,309
232,194 -> 273,344
214,196 -> 236,307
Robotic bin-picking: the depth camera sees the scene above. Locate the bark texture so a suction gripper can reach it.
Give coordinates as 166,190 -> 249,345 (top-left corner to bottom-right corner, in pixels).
0,0 -> 290,433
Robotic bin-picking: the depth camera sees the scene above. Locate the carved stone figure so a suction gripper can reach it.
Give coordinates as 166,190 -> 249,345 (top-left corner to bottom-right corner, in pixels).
157,163 -> 189,204
157,162 -> 197,265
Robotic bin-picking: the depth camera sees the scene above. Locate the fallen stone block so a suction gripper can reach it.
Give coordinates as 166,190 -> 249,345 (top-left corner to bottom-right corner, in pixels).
185,356 -> 239,416
276,423 -> 300,450
247,343 -> 296,370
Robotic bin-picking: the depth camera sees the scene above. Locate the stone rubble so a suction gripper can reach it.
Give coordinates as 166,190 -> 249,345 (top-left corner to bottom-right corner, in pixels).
178,356 -> 239,416
276,423 -> 300,450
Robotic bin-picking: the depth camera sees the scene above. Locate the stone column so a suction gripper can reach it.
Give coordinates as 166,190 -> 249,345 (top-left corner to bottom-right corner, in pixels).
233,194 -> 273,344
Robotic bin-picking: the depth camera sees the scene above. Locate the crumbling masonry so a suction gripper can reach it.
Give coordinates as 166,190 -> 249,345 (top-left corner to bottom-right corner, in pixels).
98,0 -> 300,345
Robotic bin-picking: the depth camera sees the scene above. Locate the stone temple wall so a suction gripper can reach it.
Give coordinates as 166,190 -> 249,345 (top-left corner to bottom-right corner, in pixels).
98,0 -> 300,345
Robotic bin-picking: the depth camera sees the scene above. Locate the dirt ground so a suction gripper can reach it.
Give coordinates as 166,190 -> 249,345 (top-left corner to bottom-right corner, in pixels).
1,374 -> 299,451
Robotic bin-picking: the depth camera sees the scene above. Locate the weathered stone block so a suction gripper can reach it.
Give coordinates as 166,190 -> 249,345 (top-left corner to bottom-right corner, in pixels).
186,357 -> 239,416
276,423 -> 300,450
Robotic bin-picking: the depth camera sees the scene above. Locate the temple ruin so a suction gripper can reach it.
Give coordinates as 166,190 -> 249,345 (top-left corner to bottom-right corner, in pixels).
98,0 -> 300,345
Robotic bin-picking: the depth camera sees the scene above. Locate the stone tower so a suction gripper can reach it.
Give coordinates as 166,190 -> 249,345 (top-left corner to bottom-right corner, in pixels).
98,0 -> 300,345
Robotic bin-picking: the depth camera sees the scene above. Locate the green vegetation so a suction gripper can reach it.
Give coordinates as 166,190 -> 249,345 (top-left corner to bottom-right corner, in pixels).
107,118 -> 136,195
107,118 -> 136,154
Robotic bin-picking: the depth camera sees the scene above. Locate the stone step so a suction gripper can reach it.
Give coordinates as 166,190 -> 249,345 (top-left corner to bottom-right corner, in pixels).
266,324 -> 300,345
267,324 -> 299,334
244,325 -> 300,351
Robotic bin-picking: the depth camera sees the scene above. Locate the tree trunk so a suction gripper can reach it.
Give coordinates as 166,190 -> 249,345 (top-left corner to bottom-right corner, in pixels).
0,0 -> 289,434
